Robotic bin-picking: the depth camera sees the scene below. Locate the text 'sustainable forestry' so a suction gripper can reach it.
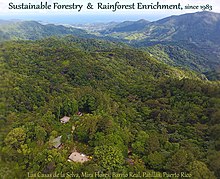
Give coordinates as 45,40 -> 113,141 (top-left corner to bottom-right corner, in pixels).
8,2 -> 183,12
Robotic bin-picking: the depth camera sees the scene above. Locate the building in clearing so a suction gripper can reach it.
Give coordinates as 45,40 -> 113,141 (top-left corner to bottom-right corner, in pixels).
52,136 -> 62,148
68,152 -> 89,163
60,116 -> 70,123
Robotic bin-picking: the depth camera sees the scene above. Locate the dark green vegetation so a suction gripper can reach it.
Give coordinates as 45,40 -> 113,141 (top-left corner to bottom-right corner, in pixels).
1,36 -> 220,178
144,43 -> 212,73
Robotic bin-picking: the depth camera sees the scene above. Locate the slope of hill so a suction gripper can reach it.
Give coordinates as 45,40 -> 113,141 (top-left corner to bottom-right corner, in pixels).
146,11 -> 220,43
0,21 -> 90,41
140,40 -> 220,75
143,43 -> 213,72
1,36 -> 220,178
101,19 -> 150,33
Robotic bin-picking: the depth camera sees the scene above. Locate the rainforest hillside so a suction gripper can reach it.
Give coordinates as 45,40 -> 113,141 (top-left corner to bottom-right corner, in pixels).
0,36 -> 220,178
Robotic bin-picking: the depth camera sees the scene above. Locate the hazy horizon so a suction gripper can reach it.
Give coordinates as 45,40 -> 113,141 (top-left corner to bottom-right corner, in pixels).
0,13 -> 178,24
0,11 -> 219,24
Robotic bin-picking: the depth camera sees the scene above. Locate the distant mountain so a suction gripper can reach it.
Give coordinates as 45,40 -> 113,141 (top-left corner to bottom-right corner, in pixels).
101,19 -> 150,33
0,20 -> 10,25
0,20 -> 91,41
140,11 -> 220,43
101,11 -> 220,74
102,11 -> 220,43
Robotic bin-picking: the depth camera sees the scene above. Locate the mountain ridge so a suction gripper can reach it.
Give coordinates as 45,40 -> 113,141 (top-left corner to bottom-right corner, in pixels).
103,11 -> 220,75
1,11 -> 220,77
0,20 -> 91,41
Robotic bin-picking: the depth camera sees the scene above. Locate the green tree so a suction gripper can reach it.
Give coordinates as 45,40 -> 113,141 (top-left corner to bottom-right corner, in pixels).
147,151 -> 165,170
75,114 -> 101,142
188,161 -> 216,179
35,126 -> 47,145
4,127 -> 26,149
94,145 -> 124,172
208,151 -> 220,177
166,149 -> 194,173
132,131 -> 149,155
79,94 -> 97,113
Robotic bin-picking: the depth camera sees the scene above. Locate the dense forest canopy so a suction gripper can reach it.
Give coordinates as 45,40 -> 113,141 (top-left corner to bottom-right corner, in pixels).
0,35 -> 220,178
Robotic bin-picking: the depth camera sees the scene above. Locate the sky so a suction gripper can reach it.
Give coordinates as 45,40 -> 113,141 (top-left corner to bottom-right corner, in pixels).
0,0 -> 220,23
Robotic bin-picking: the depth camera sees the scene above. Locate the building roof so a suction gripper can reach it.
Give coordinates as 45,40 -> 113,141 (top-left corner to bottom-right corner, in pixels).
60,116 -> 70,123
68,152 -> 89,163
52,136 -> 62,148
77,112 -> 83,116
